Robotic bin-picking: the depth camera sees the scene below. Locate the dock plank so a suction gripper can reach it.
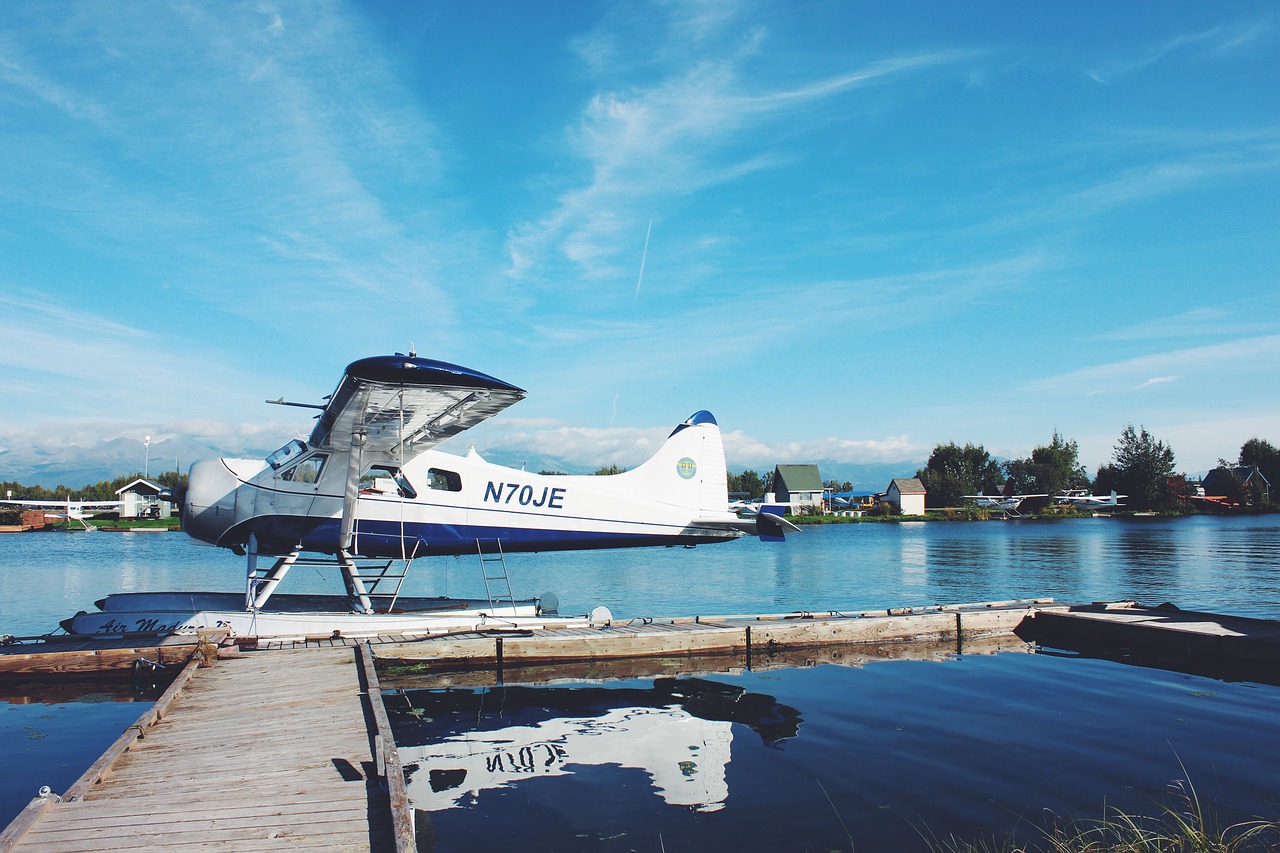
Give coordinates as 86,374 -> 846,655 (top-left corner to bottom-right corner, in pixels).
4,647 -> 405,853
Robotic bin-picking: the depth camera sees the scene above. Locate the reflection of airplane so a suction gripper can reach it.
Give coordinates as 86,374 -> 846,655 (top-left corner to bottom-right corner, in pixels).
0,497 -> 123,530
1055,490 -> 1125,509
63,353 -> 795,638
395,678 -> 802,813
962,483 -> 1048,517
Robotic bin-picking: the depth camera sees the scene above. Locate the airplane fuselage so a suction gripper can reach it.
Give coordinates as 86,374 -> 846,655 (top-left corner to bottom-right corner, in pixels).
185,420 -> 746,559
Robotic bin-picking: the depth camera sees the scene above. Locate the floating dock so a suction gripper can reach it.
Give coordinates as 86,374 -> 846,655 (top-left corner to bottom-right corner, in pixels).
7,598 -> 1280,852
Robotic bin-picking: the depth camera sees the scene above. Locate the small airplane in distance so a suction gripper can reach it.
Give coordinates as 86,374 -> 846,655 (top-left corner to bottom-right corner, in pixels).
1056,490 -> 1126,509
962,483 -> 1048,517
0,497 -> 123,529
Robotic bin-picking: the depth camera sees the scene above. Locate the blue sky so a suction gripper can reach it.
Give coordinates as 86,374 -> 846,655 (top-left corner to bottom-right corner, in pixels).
1,0 -> 1277,480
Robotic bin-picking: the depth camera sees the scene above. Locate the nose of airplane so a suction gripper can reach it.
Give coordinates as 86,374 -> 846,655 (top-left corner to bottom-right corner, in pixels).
184,459 -> 241,546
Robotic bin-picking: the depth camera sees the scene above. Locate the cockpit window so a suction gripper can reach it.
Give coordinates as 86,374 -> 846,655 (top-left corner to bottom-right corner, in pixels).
266,439 -> 308,471
281,454 -> 326,484
428,468 -> 462,492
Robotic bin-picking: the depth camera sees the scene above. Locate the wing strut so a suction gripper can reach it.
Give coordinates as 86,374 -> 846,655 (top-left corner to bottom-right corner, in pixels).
338,427 -> 375,614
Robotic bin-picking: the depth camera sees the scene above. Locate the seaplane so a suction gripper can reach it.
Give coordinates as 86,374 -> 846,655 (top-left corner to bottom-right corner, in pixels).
962,483 -> 1048,518
62,352 -> 796,640
0,497 -> 123,530
1055,489 -> 1126,510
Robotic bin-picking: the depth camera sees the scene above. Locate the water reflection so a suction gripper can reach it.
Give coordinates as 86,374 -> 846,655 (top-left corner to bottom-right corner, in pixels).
392,678 -> 802,814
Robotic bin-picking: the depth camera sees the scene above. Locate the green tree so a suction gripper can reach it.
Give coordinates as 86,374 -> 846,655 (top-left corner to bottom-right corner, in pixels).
593,464 -> 628,475
1002,431 -> 1090,497
728,469 -> 765,500
1097,424 -> 1176,511
1238,438 -> 1279,504
915,442 -> 1003,509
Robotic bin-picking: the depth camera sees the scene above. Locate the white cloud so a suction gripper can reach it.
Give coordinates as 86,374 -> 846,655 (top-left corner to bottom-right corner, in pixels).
1088,18 -> 1274,83
1024,333 -> 1280,397
1135,376 -> 1179,390
508,20 -> 970,285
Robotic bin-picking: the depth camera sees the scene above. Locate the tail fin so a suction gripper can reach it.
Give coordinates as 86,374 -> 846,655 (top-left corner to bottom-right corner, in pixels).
618,410 -> 729,514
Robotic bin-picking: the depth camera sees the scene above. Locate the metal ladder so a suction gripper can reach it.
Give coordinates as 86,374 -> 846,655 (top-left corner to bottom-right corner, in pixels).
476,538 -> 516,614
247,551 -> 409,613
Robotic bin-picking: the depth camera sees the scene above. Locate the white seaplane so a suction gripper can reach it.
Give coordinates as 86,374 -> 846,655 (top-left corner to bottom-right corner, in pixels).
0,497 -> 123,530
1055,489 -> 1126,509
62,352 -> 794,640
962,483 -> 1048,518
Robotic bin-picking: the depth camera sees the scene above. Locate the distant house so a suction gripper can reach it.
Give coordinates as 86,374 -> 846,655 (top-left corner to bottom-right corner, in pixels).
1200,466 -> 1272,505
883,478 -> 927,516
769,464 -> 825,514
116,479 -> 172,519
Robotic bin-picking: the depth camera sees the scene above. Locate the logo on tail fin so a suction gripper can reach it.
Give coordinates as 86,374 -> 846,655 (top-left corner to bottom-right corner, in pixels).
676,457 -> 698,479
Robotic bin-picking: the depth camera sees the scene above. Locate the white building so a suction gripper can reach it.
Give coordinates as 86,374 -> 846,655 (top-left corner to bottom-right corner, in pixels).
882,478 -> 927,516
115,479 -> 172,519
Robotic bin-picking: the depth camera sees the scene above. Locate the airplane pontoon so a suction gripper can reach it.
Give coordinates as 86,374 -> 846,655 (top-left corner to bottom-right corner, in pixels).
62,352 -> 794,639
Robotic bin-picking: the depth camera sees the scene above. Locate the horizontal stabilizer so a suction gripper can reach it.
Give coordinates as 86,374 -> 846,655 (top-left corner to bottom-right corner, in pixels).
756,511 -> 801,541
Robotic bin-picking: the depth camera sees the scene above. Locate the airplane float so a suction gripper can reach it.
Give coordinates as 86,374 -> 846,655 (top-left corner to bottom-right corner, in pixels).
62,351 -> 796,639
962,483 -> 1048,518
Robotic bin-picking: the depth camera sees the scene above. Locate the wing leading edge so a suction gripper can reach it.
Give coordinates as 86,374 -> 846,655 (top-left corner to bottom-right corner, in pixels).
308,355 -> 526,463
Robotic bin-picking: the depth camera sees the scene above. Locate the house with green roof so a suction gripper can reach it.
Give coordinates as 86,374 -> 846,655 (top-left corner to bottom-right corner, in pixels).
769,464 -> 824,515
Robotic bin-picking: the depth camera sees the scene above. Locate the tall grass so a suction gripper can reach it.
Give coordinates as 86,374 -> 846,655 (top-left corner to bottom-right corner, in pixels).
920,773 -> 1280,853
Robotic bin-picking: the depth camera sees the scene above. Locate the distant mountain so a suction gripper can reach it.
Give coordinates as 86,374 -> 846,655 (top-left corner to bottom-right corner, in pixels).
1,434 -> 923,496
0,437 -> 274,490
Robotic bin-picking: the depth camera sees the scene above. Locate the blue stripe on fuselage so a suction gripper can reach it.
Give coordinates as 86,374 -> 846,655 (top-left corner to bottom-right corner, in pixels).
291,517 -> 734,557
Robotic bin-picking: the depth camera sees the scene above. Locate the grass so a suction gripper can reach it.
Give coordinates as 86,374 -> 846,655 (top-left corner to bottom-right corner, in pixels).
917,773 -> 1280,853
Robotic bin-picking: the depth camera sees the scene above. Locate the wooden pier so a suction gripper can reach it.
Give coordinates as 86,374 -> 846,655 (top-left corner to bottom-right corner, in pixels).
8,597 -> 1280,852
0,633 -> 222,678
0,645 -> 413,853
371,598 -> 1063,675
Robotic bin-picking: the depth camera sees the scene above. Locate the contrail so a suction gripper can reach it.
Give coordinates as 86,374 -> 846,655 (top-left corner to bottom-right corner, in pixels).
633,219 -> 652,307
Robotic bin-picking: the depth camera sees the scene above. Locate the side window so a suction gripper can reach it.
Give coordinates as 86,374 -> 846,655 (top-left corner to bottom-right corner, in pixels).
281,455 -> 326,484
428,468 -> 462,492
360,466 -> 418,499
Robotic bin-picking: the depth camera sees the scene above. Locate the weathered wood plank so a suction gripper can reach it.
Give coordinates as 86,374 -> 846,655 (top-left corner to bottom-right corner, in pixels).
358,642 -> 416,853
4,646 -> 406,853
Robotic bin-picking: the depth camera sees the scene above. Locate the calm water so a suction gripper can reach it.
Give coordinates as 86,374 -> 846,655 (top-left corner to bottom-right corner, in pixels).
2,516 -> 1279,847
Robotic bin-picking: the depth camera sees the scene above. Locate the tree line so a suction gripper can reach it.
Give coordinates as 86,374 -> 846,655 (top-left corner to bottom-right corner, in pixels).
1,470 -> 187,504
914,427 -> 1278,512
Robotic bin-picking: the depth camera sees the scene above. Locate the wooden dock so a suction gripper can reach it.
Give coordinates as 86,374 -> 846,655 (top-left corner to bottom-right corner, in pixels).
0,633 -> 221,678
10,597 -> 1280,852
0,645 -> 413,853
372,598 -> 1063,676
1015,601 -> 1280,683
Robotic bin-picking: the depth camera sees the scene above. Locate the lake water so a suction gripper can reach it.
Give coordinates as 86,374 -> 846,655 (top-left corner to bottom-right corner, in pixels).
2,515 -> 1279,849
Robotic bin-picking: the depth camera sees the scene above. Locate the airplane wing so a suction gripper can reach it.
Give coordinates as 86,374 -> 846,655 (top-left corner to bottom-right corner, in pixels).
307,355 -> 526,462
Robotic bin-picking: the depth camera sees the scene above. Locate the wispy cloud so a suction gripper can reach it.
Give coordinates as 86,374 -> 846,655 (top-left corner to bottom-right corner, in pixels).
1024,333 -> 1280,396
506,5 -> 970,286
1,3 -> 459,334
1088,18 -> 1273,83
1095,306 -> 1278,342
